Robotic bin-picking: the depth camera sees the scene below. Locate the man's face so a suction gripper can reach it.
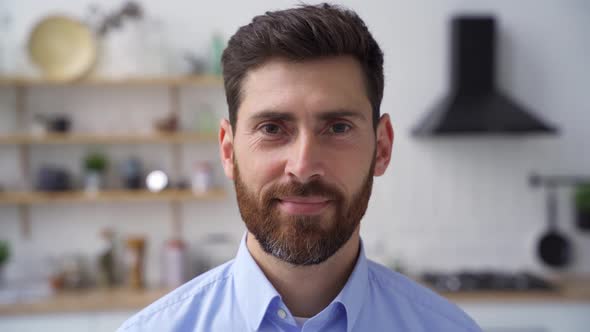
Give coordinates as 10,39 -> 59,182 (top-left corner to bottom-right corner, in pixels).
220,56 -> 392,265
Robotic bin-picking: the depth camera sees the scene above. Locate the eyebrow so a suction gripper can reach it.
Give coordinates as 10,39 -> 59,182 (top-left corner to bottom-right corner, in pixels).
249,109 -> 367,123
317,110 -> 367,122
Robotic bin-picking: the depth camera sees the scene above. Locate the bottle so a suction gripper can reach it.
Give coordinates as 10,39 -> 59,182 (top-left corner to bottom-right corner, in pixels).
209,32 -> 224,75
191,161 -> 213,194
161,238 -> 187,288
97,228 -> 117,287
125,236 -> 146,289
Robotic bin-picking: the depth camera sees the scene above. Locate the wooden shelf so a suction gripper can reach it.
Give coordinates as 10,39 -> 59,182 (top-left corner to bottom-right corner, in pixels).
1,73 -> 223,238
0,189 -> 226,205
0,288 -> 170,316
0,132 -> 218,145
0,75 -> 223,87
1,278 -> 590,316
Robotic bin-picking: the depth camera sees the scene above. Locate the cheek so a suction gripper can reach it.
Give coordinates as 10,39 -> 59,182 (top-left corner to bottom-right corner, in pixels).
327,136 -> 375,175
235,148 -> 286,192
329,151 -> 372,193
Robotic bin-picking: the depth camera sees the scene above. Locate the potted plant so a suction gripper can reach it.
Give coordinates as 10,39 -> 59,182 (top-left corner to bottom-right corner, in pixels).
574,183 -> 590,231
0,240 -> 10,286
84,151 -> 108,193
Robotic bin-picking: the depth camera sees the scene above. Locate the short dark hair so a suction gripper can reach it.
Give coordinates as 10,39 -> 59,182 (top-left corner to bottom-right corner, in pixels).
221,3 -> 384,132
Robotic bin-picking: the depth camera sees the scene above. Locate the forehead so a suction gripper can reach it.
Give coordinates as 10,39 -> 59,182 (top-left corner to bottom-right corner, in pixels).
238,56 -> 372,124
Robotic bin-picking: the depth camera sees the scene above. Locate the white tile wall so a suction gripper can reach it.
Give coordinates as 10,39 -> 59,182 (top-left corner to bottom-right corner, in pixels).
1,0 -> 589,289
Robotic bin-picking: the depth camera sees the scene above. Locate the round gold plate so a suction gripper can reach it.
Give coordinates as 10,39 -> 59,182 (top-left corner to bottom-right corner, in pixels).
28,15 -> 97,81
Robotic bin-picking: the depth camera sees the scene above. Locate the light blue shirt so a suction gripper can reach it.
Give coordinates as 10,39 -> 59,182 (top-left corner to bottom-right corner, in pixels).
118,235 -> 482,331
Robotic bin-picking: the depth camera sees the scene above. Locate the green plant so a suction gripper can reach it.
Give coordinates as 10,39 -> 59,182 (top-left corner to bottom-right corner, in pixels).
575,184 -> 590,212
84,152 -> 108,173
0,241 -> 10,266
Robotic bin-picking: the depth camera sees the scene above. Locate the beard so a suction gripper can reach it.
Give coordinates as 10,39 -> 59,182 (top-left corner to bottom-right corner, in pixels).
233,155 -> 375,266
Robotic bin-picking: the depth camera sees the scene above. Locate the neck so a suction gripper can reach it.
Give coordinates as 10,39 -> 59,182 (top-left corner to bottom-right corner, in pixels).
246,228 -> 360,317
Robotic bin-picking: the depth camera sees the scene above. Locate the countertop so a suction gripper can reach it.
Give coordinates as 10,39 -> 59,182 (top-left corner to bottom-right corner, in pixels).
1,278 -> 589,316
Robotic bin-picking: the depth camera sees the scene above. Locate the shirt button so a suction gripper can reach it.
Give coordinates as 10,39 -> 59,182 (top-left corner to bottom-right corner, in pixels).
277,308 -> 287,319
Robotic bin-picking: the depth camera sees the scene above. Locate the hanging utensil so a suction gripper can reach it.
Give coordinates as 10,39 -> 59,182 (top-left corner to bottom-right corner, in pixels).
536,186 -> 572,268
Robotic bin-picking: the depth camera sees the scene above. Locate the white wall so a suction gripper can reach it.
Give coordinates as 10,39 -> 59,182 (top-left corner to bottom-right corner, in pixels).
1,0 -> 589,288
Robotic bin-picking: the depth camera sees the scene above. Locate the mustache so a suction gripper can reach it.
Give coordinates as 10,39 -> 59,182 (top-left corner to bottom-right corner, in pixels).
264,180 -> 343,201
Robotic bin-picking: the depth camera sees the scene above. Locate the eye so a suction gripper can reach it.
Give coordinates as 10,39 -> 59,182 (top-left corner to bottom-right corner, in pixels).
259,123 -> 283,135
328,122 -> 352,134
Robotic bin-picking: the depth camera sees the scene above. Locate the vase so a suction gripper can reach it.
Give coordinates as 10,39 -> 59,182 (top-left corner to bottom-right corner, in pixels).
84,171 -> 104,193
93,21 -> 143,78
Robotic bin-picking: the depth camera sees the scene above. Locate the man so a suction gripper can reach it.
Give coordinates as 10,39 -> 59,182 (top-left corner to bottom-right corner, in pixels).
119,3 -> 481,331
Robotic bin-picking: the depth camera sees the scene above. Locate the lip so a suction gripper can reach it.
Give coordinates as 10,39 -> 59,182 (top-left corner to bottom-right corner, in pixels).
277,196 -> 331,215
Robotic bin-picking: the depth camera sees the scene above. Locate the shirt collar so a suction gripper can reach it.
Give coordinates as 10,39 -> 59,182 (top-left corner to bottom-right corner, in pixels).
232,233 -> 369,332
333,238 -> 369,332
232,233 -> 281,331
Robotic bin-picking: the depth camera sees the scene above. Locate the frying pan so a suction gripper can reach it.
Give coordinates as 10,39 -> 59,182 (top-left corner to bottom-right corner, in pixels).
537,187 -> 572,268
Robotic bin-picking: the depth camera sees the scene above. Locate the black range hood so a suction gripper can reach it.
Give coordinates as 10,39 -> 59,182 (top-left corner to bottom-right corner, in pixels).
413,16 -> 558,136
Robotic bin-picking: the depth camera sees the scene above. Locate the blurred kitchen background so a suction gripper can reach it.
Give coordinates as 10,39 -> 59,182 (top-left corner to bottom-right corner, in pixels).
0,0 -> 589,331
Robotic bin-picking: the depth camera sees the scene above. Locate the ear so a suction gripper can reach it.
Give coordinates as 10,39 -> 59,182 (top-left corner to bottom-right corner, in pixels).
219,118 -> 235,180
373,113 -> 394,176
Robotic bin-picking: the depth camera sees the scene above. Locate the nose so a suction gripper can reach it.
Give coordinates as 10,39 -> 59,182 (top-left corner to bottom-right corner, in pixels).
284,132 -> 325,183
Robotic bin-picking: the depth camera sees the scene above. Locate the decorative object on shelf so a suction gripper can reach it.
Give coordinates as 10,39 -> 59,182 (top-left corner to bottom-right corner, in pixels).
86,1 -> 171,77
31,114 -> 48,136
146,170 -> 169,193
154,113 -> 179,132
574,183 -> 590,231
125,236 -> 146,289
120,157 -> 143,189
191,161 -> 214,194
84,2 -> 143,77
97,228 -> 120,287
0,240 -> 10,286
95,21 -> 142,78
83,151 -> 109,193
161,237 -> 187,288
60,254 -> 93,289
86,1 -> 143,38
48,114 -> 71,133
173,178 -> 190,190
137,17 -> 170,76
209,32 -> 225,75
183,53 -> 207,75
30,114 -> 72,135
36,166 -> 72,191
28,15 -> 97,80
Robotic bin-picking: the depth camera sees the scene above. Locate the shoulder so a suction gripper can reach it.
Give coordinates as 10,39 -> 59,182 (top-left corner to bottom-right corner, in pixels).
366,260 -> 482,332
117,260 -> 235,332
